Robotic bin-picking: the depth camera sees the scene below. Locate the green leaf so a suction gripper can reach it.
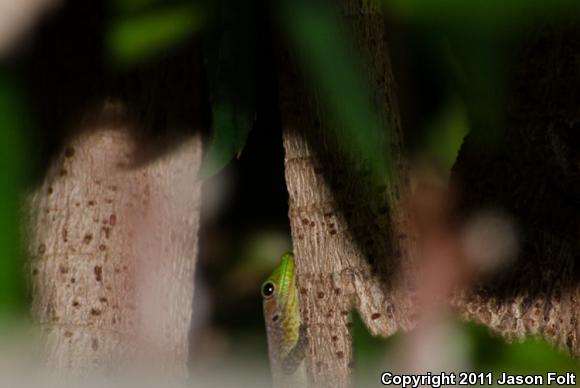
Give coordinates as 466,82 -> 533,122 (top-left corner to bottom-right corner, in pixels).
352,310 -> 398,386
112,0 -> 168,15
422,97 -> 470,174
277,0 -> 391,181
0,68 -> 29,314
385,0 -> 580,30
384,0 -> 580,155
465,321 -> 580,378
107,2 -> 203,68
200,0 -> 257,178
201,102 -> 254,177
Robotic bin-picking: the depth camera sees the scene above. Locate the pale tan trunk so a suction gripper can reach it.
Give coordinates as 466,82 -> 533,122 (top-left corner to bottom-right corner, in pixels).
279,1 -> 416,386
28,101 -> 202,375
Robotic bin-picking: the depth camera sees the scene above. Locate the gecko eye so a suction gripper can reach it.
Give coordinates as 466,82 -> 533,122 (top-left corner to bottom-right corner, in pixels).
261,281 -> 275,298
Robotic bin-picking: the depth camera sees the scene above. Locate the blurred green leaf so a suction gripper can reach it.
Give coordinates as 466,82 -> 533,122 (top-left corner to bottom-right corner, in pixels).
201,0 -> 257,178
422,97 -> 469,173
277,0 -> 391,180
107,2 -> 203,67
386,0 -> 580,30
352,310 -> 396,385
442,34 -> 508,150
466,322 -> 580,381
201,103 -> 254,178
383,1 -> 511,154
0,68 -> 29,314
113,0 -> 168,14
385,0 -> 580,154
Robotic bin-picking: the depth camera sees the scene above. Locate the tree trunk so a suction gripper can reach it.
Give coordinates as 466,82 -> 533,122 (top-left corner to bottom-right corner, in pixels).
451,23 -> 580,356
28,101 -> 202,375
278,1 -> 416,386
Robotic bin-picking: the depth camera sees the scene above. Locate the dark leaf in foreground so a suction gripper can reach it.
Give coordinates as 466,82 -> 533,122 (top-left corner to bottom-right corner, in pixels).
201,0 -> 257,178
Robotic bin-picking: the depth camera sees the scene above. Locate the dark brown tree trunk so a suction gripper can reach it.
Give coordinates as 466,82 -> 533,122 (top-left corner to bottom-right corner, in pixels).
451,23 -> 580,357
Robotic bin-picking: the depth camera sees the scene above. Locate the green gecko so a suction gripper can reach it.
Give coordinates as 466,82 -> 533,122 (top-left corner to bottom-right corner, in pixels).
261,252 -> 308,387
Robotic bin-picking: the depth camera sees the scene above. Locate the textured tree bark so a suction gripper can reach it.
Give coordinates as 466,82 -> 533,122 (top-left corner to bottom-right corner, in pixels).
28,101 -> 202,375
278,1 -> 416,386
451,24 -> 580,356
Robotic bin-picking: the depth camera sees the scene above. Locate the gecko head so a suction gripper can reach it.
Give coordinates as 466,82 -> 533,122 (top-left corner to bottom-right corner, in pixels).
261,252 -> 296,324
